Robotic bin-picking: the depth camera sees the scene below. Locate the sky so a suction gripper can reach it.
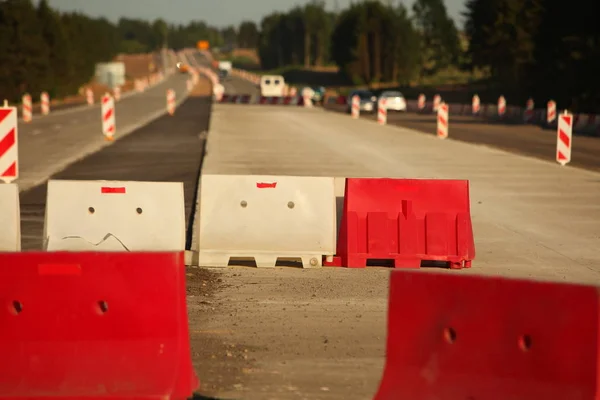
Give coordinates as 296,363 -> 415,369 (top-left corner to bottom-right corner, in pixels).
45,0 -> 467,29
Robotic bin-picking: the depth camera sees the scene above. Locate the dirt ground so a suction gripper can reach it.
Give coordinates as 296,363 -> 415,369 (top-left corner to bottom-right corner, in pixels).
231,48 -> 261,65
188,266 -> 389,400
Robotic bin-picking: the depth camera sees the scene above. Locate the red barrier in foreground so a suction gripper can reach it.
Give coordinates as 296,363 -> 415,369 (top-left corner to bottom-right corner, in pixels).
324,178 -> 475,268
374,270 -> 600,400
0,251 -> 199,399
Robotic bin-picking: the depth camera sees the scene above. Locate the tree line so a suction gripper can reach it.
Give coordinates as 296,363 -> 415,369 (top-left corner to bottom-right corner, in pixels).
0,0 -> 226,102
253,0 -> 459,86
465,0 -> 600,112
2,0 -> 597,111
249,0 -> 599,112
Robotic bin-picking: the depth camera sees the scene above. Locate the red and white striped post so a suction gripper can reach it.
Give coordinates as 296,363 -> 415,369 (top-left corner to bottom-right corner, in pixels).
433,94 -> 441,112
166,89 -> 176,116
213,84 -> 224,102
113,86 -> 121,102
556,110 -> 572,166
101,93 -> 115,141
417,94 -> 425,111
21,94 -> 32,122
0,105 -> 18,183
523,98 -> 534,123
377,98 -> 387,125
351,95 -> 360,119
472,94 -> 480,115
497,96 -> 506,117
547,100 -> 557,124
86,88 -> 94,105
40,92 -> 50,115
303,92 -> 313,108
437,102 -> 449,139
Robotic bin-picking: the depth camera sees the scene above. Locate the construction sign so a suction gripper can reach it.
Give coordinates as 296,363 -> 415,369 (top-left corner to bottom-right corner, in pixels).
197,40 -> 209,50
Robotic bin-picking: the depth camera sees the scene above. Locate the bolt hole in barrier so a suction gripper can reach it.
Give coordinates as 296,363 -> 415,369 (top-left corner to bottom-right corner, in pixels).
97,300 -> 109,314
0,251 -> 199,399
89,206 -> 143,215
11,300 -> 22,315
374,270 -> 600,400
324,178 -> 475,269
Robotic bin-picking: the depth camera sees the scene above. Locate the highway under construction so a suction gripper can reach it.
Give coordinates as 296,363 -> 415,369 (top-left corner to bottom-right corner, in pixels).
1,49 -> 599,400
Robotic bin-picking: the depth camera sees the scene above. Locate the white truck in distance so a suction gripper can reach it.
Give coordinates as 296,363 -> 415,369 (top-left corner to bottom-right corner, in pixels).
260,75 -> 285,97
218,61 -> 232,79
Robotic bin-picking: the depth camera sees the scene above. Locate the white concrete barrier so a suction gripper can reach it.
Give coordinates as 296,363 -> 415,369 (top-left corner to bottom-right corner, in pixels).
198,174 -> 336,268
43,180 -> 185,251
0,183 -> 20,251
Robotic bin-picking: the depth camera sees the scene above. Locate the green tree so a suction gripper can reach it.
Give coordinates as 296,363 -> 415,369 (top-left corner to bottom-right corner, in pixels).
221,25 -> 237,48
238,21 -> 259,48
464,0 -> 542,99
331,1 -> 419,84
303,0 -> 331,66
152,19 -> 168,48
0,0 -> 50,101
37,0 -> 74,97
413,0 -> 460,76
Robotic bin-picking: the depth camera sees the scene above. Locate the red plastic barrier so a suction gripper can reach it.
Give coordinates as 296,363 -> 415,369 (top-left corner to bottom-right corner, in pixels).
374,270 -> 600,400
324,178 -> 475,268
0,251 -> 199,399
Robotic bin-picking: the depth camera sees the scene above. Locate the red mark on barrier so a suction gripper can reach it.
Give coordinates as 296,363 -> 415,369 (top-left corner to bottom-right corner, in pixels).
256,182 -> 277,188
38,264 -> 82,276
101,186 -> 126,194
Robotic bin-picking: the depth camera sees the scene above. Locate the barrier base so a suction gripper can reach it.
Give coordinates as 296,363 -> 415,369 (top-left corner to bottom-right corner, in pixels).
200,251 -> 323,268
323,255 -> 472,269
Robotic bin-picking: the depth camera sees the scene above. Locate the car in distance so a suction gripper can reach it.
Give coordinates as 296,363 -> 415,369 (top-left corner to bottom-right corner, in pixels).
378,90 -> 407,112
176,62 -> 189,73
346,90 -> 377,113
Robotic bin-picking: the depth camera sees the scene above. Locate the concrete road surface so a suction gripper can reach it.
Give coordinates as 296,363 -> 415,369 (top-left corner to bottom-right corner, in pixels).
16,71 -> 190,191
190,99 -> 600,399
325,104 -> 600,172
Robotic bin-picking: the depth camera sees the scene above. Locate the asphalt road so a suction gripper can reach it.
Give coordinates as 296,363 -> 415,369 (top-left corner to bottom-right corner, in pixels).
16,70 -> 191,191
220,75 -> 259,95
187,51 -> 259,96
19,82 -> 212,251
324,104 -> 600,172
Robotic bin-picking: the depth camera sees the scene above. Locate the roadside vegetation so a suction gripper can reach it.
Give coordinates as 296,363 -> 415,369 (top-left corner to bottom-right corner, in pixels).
217,0 -> 599,112
0,0 -> 226,102
2,0 -> 597,111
